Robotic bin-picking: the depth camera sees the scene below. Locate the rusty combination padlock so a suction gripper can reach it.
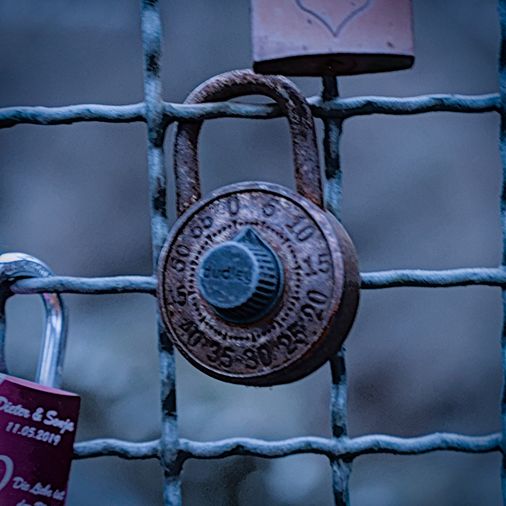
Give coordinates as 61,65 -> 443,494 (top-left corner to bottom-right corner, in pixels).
251,0 -> 414,76
158,70 -> 360,386
0,253 -> 80,505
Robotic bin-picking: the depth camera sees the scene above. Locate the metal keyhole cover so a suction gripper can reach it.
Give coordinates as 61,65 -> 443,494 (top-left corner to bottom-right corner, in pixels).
158,70 -> 360,386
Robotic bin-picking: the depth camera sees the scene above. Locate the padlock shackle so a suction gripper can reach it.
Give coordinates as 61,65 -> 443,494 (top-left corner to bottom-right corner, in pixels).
173,69 -> 323,216
0,253 -> 67,388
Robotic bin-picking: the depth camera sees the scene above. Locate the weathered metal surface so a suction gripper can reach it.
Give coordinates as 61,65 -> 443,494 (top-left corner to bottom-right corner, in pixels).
251,0 -> 414,76
159,182 -> 359,385
172,69 -> 323,214
3,266 -> 506,297
0,93 -> 498,129
140,0 -> 180,504
74,431 -> 502,461
158,69 -> 359,386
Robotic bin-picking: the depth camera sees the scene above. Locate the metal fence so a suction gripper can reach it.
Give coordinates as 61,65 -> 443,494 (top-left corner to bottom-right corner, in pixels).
0,0 -> 505,504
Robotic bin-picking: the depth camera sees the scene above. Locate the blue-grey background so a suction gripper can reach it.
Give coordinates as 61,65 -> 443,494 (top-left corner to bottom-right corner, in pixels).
0,0 -> 502,504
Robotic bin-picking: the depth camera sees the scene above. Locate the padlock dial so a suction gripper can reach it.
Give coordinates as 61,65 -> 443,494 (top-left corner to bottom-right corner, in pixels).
197,227 -> 284,323
158,182 -> 360,386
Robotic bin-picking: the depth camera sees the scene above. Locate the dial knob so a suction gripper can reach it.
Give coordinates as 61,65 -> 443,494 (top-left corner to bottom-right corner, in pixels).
197,227 -> 283,323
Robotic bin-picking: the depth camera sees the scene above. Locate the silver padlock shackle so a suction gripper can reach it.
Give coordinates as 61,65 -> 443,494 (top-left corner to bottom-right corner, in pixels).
173,69 -> 323,216
0,253 -> 67,388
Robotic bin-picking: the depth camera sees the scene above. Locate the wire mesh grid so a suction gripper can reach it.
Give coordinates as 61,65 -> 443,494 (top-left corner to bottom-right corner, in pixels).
1,0 -> 505,504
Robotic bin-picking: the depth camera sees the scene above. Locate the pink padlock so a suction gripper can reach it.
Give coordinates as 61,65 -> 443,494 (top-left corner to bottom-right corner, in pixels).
251,0 -> 415,76
0,253 -> 80,506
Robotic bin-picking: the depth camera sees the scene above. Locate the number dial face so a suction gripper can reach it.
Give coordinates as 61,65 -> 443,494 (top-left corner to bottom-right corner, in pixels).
158,182 -> 359,386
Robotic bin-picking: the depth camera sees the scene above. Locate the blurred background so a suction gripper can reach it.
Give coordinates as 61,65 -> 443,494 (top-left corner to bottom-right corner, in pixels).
0,0 -> 503,504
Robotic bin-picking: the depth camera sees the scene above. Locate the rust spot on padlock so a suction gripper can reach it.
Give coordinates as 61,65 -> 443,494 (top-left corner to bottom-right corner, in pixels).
251,0 -> 414,76
158,70 -> 360,386
172,70 -> 324,215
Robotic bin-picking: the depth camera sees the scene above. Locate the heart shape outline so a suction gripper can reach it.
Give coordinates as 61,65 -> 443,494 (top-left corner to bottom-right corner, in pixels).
0,455 -> 13,492
295,0 -> 373,38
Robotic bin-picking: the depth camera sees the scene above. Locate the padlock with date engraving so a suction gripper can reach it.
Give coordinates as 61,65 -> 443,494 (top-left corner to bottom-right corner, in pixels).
158,70 -> 360,386
0,253 -> 79,506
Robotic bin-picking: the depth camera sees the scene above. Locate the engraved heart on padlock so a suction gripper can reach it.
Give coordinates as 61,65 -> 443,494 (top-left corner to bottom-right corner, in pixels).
0,455 -> 14,492
295,0 -> 372,38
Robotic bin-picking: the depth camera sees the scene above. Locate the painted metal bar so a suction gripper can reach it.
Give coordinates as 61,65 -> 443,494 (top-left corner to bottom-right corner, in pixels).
322,76 -> 351,506
8,267 -> 506,296
166,92 -> 499,121
11,275 -> 157,294
179,433 -> 502,461
74,438 -> 160,460
0,103 -> 145,128
73,432 -> 502,461
329,351 -> 350,505
309,93 -> 499,118
0,93 -> 498,129
499,1 -> 506,503
140,1 -> 181,504
360,267 -> 506,289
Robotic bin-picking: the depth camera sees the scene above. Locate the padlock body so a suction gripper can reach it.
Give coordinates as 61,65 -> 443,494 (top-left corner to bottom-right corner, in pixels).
158,182 -> 360,386
252,0 -> 414,76
0,374 -> 79,505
